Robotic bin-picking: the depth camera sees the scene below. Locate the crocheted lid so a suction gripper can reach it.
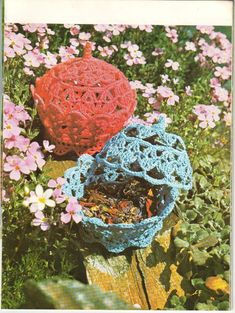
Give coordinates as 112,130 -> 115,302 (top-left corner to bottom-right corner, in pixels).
95,117 -> 193,190
31,42 -> 136,156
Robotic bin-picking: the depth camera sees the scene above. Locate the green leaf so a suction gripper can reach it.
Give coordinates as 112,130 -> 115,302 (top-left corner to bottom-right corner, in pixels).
186,210 -> 197,221
193,235 -> 218,249
194,196 -> 205,209
191,247 -> 210,266
217,301 -> 230,310
174,237 -> 189,248
23,278 -> 134,309
199,176 -> 208,189
196,301 -> 217,310
223,254 -> 230,265
196,229 -> 209,241
167,295 -> 186,309
191,278 -> 205,289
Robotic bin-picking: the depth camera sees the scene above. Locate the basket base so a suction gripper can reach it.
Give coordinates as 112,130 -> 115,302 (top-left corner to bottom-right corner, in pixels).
79,221 -> 164,253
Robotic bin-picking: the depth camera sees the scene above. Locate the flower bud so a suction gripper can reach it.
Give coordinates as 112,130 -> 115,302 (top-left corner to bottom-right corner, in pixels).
24,186 -> 30,195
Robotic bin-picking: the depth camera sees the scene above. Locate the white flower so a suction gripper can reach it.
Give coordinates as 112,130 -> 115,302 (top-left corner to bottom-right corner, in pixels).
165,59 -> 180,71
161,74 -> 170,84
27,184 -> 55,212
43,140 -> 55,153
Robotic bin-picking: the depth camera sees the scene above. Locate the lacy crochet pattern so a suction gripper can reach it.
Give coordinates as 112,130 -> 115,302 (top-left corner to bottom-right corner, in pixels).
63,118 -> 192,253
31,42 -> 136,156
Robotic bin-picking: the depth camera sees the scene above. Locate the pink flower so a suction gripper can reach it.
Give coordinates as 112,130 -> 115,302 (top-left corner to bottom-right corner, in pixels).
4,32 -> 32,56
107,25 -> 126,36
142,84 -> 156,98
167,94 -> 179,106
223,93 -> 232,108
185,41 -> 196,51
4,155 -> 30,180
223,112 -> 231,126
42,52 -> 57,69
48,177 -> 67,203
23,155 -> 37,172
196,25 -> 214,35
214,66 -> 231,80
64,24 -> 74,29
53,188 -> 67,204
79,32 -> 91,41
94,24 -> 109,32
32,211 -> 50,231
122,43 -> 146,66
193,104 -> 207,116
165,59 -> 179,71
48,177 -> 67,189
213,86 -> 229,102
61,197 -> 83,224
27,142 -> 45,169
4,45 -> 15,60
130,80 -> 145,90
70,38 -> 79,47
43,140 -> 55,152
198,116 -> 216,129
194,53 -> 206,65
145,111 -> 172,126
23,67 -> 35,76
4,95 -> 31,124
2,190 -> 9,202
193,104 -> 221,129
156,86 -> 179,106
36,36 -> 50,49
158,113 -> 172,126
59,46 -> 79,62
165,26 -> 178,43
210,77 -> 221,88
23,24 -> 48,34
152,48 -> 164,56
23,50 -> 43,67
125,116 -> 149,126
137,25 -> 153,32
124,53 -> 146,66
144,111 -> 160,124
3,120 -> 21,139
157,86 -> 173,98
120,41 -> 132,49
70,25 -> 80,35
98,45 -> 117,57
14,106 -> 31,124
199,40 -> 231,64
103,34 -> 112,42
4,134 -> 30,151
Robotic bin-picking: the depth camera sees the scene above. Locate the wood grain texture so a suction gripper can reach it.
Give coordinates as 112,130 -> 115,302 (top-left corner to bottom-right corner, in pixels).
77,214 -> 185,309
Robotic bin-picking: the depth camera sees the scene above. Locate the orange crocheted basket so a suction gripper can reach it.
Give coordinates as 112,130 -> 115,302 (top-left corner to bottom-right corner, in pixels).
31,42 -> 136,156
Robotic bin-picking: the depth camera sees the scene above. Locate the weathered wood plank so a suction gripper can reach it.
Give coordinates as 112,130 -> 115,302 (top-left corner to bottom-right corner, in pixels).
136,227 -> 184,309
79,245 -> 149,309
77,214 -> 185,310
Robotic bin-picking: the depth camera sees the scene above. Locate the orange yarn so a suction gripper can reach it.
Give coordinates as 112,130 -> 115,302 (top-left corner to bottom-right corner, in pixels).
31,42 -> 136,156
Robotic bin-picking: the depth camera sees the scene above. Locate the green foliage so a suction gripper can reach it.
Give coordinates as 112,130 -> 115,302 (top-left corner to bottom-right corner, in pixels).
167,152 -> 231,309
23,278 -> 134,309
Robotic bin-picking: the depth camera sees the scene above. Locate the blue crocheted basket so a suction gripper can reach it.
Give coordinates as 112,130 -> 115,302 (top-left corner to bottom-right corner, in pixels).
63,117 -> 192,253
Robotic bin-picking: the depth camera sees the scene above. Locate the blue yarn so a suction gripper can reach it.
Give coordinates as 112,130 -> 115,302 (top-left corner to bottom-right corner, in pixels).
63,117 -> 192,253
